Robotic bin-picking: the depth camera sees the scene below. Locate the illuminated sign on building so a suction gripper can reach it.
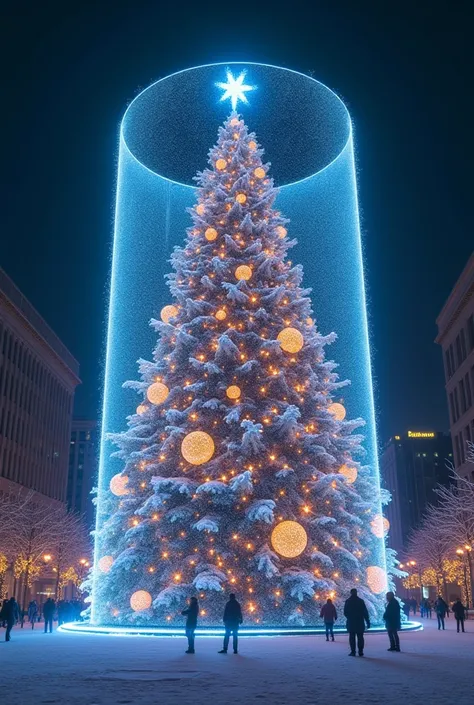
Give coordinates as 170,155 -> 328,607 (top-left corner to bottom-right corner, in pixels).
407,431 -> 436,439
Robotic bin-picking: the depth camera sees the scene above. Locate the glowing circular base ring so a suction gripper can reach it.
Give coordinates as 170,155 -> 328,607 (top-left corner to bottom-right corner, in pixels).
59,621 -> 423,638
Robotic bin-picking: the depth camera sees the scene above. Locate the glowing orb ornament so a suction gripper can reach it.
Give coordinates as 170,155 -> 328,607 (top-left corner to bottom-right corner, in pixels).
271,520 -> 308,558
130,590 -> 152,612
160,305 -> 178,324
98,555 -> 114,573
136,404 -> 148,415
236,193 -> 247,204
215,158 -> 227,171
146,382 -> 169,405
235,265 -> 252,281
215,309 -> 227,321
226,385 -> 241,400
338,464 -> 358,484
181,431 -> 215,466
254,167 -> 265,179
370,514 -> 390,539
276,226 -> 287,239
277,327 -> 304,353
306,317 -> 313,326
366,566 -> 388,594
196,204 -> 205,215
216,69 -> 255,111
328,402 -> 346,421
109,474 -> 129,497
205,227 -> 218,241
248,140 -> 257,151
230,117 -> 240,126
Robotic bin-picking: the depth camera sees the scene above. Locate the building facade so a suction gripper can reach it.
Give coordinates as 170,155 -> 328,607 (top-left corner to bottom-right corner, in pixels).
436,254 -> 474,479
67,418 -> 96,529
381,430 -> 453,555
0,267 -> 80,502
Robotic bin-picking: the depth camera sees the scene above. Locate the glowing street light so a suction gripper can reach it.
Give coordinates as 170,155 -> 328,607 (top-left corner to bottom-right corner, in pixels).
43,554 -> 52,563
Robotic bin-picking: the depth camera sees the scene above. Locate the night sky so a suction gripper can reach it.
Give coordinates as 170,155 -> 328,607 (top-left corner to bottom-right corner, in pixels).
1,2 -> 472,444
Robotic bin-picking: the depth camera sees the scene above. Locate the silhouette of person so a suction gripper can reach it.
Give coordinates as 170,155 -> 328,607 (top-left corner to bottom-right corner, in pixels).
219,593 -> 243,654
320,598 -> 337,641
43,598 -> 55,633
344,588 -> 370,656
435,595 -> 448,630
452,599 -> 466,633
383,591 -> 401,652
3,597 -> 19,642
181,596 -> 199,653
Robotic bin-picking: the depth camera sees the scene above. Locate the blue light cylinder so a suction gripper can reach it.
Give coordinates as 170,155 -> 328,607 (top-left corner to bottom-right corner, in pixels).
94,63 -> 385,621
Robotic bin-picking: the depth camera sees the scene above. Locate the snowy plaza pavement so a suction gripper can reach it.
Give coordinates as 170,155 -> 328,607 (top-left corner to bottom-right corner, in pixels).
2,618 -> 472,705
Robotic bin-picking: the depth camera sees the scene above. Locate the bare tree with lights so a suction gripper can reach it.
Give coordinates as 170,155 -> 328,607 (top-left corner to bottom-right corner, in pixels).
94,113 -> 396,627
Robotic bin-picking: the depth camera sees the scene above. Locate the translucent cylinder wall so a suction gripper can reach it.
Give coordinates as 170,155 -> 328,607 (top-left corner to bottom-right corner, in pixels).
93,63 -> 386,623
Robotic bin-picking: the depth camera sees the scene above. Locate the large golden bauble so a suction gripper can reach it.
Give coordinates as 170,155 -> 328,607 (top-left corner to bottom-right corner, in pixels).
370,515 -> 390,539
196,204 -> 205,215
130,590 -> 152,612
136,404 -> 148,416
181,431 -> 215,466
226,385 -> 241,400
215,158 -> 227,171
277,327 -> 304,353
248,140 -> 257,151
328,402 -> 346,421
160,305 -> 179,324
254,167 -> 265,179
366,566 -> 388,594
205,227 -> 218,241
98,555 -> 114,573
109,474 -> 129,497
215,309 -> 227,321
146,382 -> 169,405
235,265 -> 252,281
276,226 -> 287,239
236,193 -> 247,204
271,520 -> 308,558
338,464 -> 358,484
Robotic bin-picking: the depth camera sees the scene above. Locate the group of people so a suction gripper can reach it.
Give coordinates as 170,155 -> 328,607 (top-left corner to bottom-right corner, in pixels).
1,596 -> 85,641
403,595 -> 468,633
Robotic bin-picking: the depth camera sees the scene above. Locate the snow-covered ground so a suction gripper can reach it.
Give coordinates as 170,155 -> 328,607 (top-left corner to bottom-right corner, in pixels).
1,617 -> 472,704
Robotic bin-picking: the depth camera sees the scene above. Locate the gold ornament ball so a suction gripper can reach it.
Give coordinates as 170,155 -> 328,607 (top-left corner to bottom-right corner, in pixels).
160,305 -> 179,324
109,473 -> 129,497
366,566 -> 388,594
328,402 -> 346,421
181,431 -> 215,466
216,158 -> 227,171
98,555 -> 114,573
130,590 -> 152,612
277,327 -> 304,353
147,382 -> 169,405
306,317 -> 314,326
226,385 -> 241,400
236,193 -> 247,204
276,225 -> 287,239
215,309 -> 227,321
136,404 -> 148,416
271,520 -> 308,558
205,227 -> 218,241
230,117 -> 240,126
254,167 -> 265,179
235,265 -> 252,281
248,140 -> 257,151
370,515 -> 390,539
196,204 -> 205,216
338,464 -> 358,484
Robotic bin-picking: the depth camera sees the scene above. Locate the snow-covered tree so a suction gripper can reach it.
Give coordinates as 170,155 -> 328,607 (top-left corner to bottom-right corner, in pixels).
94,114 -> 392,627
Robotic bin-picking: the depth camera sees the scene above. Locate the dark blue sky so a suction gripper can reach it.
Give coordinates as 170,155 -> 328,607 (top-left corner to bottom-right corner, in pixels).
1,1 -> 472,444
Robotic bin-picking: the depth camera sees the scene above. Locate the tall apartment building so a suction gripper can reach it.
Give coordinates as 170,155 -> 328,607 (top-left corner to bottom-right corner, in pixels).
0,268 -> 80,503
381,430 -> 453,555
67,418 -> 96,529
436,254 -> 474,478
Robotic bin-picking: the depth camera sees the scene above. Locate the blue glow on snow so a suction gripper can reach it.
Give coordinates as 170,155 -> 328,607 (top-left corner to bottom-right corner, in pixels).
93,62 -> 387,625
216,68 -> 255,110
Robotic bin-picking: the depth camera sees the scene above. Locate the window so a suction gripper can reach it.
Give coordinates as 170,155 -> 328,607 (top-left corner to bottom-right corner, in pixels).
455,435 -> 462,467
450,392 -> 457,423
466,425 -> 472,443
445,351 -> 453,379
465,373 -> 472,409
449,345 -> 456,375
468,315 -> 474,351
460,329 -> 467,362
454,389 -> 460,421
456,335 -> 463,367
460,379 -> 467,414
79,431 -> 86,441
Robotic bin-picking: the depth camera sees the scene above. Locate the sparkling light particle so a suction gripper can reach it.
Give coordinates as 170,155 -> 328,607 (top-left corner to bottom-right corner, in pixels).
226,385 -> 241,400
248,140 -> 257,151
160,305 -> 179,324
181,431 -> 215,465
205,227 -> 218,241
196,204 -> 205,215
271,520 -> 308,558
146,382 -> 169,405
235,265 -> 252,281
98,556 -> 114,573
130,590 -> 152,612
328,402 -> 346,421
216,69 -> 255,111
136,404 -> 148,415
109,474 -> 129,497
277,327 -> 304,353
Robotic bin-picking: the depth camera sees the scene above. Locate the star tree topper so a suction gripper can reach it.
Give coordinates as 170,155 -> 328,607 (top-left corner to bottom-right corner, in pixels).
216,69 -> 255,111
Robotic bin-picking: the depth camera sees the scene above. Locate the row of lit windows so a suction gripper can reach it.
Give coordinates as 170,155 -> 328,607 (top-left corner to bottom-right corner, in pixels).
449,366 -> 474,424
445,314 -> 474,380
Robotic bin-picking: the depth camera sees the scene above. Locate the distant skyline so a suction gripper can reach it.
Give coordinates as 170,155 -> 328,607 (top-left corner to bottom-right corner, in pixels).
1,2 -> 472,444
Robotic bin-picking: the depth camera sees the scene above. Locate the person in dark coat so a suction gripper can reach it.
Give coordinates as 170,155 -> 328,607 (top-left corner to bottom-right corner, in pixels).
344,588 -> 370,656
3,597 -> 19,642
181,597 -> 199,653
435,596 -> 448,630
402,601 -> 411,620
320,598 -> 337,641
0,598 -> 8,628
43,598 -> 55,633
383,592 -> 401,652
28,600 -> 38,629
219,593 -> 243,654
452,599 -> 466,633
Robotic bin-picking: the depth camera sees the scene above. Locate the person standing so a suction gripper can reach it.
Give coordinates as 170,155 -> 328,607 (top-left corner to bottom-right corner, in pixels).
452,599 -> 466,633
0,598 -> 8,628
3,597 -> 19,642
426,599 -> 433,619
383,592 -> 401,652
181,597 -> 199,653
344,588 -> 370,657
435,595 -> 448,630
43,597 -> 55,633
320,598 -> 337,641
219,593 -> 243,654
28,600 -> 38,629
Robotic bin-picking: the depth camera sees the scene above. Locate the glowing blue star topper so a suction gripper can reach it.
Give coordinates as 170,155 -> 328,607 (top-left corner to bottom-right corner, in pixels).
216,69 -> 256,111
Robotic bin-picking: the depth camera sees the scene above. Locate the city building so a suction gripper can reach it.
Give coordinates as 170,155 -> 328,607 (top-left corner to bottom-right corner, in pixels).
381,430 -> 453,555
435,253 -> 474,479
67,418 -> 97,529
0,267 -> 80,502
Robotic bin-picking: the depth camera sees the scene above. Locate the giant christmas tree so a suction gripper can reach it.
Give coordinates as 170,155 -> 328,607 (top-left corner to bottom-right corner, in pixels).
94,113 -> 394,627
